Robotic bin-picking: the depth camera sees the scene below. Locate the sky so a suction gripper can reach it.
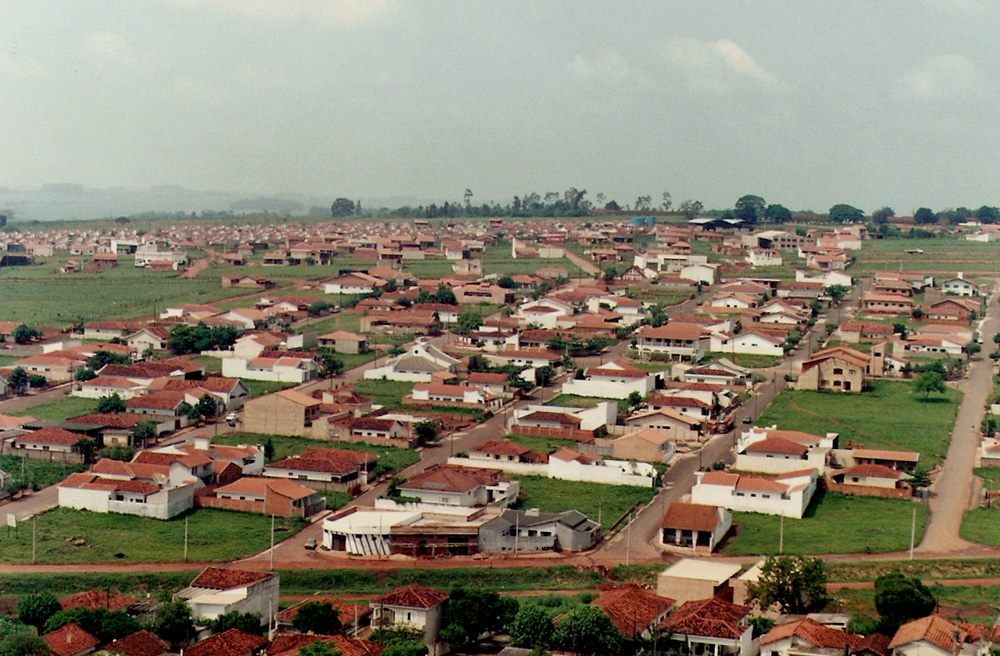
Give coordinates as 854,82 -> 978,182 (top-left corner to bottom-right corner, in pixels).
1,0 -> 999,215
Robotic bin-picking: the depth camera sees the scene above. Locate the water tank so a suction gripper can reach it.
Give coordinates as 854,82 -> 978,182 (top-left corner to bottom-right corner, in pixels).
631,216 -> 645,226
646,216 -> 657,226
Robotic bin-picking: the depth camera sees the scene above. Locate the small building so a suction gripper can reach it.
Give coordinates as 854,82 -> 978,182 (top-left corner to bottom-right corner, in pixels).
660,597 -> 755,656
317,330 -> 368,354
656,558 -> 742,604
201,477 -> 326,518
659,502 -> 732,552
43,623 -> 101,656
175,567 -> 280,628
371,584 -> 449,651
691,469 -> 819,518
479,508 -> 600,553
560,359 -> 656,399
591,585 -> 675,640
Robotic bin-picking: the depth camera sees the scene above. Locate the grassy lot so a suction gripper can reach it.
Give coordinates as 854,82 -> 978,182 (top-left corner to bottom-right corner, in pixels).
507,433 -> 578,455
193,355 -> 222,373
352,379 -> 415,410
755,380 -> 961,467
627,287 -> 693,307
243,380 -> 298,398
705,352 -> 784,368
402,259 -> 456,279
0,455 -> 86,489
0,354 -> 18,366
626,360 -> 671,373
305,312 -> 363,335
852,237 -> 1000,275
334,352 -> 380,371
318,490 -> 354,511
511,475 -> 657,531
213,432 -> 420,474
722,491 -> 928,555
0,508 -> 303,564
11,395 -> 98,421
0,274 -> 249,326
544,394 -> 611,408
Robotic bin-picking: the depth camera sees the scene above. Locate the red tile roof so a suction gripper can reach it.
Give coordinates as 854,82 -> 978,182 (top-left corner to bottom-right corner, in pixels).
18,427 -> 90,446
267,635 -> 383,656
185,628 -> 268,656
60,589 -> 140,612
762,617 -> 862,649
591,585 -> 675,638
889,615 -> 964,652
190,567 -> 275,590
373,583 -> 449,609
400,464 -> 509,494
660,597 -> 750,640
743,437 -> 809,456
43,623 -> 101,656
660,502 -> 724,532
106,630 -> 170,656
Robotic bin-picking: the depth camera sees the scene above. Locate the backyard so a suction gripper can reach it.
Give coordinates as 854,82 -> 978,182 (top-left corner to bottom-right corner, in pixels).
721,491 -> 928,555
212,431 -> 420,474
755,380 -> 961,467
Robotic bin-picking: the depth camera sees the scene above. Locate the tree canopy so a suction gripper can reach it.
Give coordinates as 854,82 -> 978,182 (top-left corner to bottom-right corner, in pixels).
508,605 -> 555,649
764,204 -> 791,224
16,593 -> 61,630
292,602 -> 342,636
874,572 -> 936,634
828,204 -> 865,224
734,195 -> 766,225
152,600 -> 196,648
552,606 -> 623,656
208,611 -> 264,636
913,207 -> 937,225
913,371 -> 946,400
746,555 -> 828,614
440,588 -> 518,646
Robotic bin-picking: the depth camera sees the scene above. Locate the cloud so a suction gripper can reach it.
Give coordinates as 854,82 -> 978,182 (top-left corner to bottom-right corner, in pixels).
168,0 -> 400,29
569,48 -> 631,81
0,50 -> 45,78
895,54 -> 989,102
85,31 -> 132,60
665,37 -> 777,92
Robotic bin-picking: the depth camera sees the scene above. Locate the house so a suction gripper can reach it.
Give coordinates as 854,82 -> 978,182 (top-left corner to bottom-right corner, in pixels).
710,330 -> 786,356
645,394 -> 713,422
58,471 -> 198,519
275,597 -> 373,636
659,502 -> 732,552
591,585 -> 675,640
838,322 -> 895,343
185,629 -> 269,656
390,464 -> 519,510
148,376 -> 251,410
511,401 -> 616,438
324,271 -> 386,295
479,508 -> 601,553
560,359 -> 656,399
623,407 -> 705,442
175,567 -> 280,628
82,320 -> 144,341
454,282 -> 515,305
486,349 -> 562,369
360,309 -> 441,335
9,427 -> 94,464
317,330 -> 368,354
850,448 -> 920,473
201,477 -> 326,518
346,417 -> 407,443
660,597 -> 755,656
467,440 -> 546,464
691,468 -> 819,518
679,262 -> 721,285
862,293 -> 913,315
683,359 -> 752,387
242,389 -> 327,439
925,298 -> 980,322
546,448 -> 657,487
371,584 -> 449,650
43,623 -> 101,656
941,274 -> 979,297
364,341 -> 460,383
830,464 -> 910,497
585,428 -> 677,464
222,352 -> 319,383
14,353 -> 87,382
263,447 -> 377,492
656,558 -> 743,603
760,617 -> 863,656
267,635 -> 384,656
888,615 -> 983,656
407,382 -> 501,410
796,345 -> 872,393
636,323 -> 709,361
125,326 -> 172,354
735,426 -> 836,474
125,390 -> 194,430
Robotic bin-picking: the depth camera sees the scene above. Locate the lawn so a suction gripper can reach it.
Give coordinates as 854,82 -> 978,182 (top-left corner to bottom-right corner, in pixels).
511,475 -> 657,531
507,433 -> 578,455
402,259 -> 456,279
11,395 -> 98,421
755,380 -> 961,467
705,352 -> 784,368
545,394 -> 611,408
852,237 -> 1000,276
318,490 -> 354,511
0,508 -> 304,564
626,360 -> 672,373
304,312 -> 363,335
352,379 -> 415,410
627,287 -> 693,307
0,455 -> 86,489
213,432 -> 420,474
722,491 -> 928,555
0,354 -> 18,366
193,355 -> 222,373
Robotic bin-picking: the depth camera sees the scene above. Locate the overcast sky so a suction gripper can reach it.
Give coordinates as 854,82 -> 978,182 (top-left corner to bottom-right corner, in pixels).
2,0 -> 999,214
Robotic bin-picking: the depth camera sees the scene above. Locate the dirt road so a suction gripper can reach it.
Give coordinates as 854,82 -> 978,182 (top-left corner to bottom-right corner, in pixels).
916,283 -> 998,552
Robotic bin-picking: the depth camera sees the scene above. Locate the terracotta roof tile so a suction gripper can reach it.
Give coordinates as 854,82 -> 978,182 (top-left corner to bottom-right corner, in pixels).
43,623 -> 101,656
372,583 -> 449,609
661,597 -> 750,640
190,567 -> 275,590
106,630 -> 170,656
591,585 -> 675,638
185,628 -> 268,656
660,502 -> 724,532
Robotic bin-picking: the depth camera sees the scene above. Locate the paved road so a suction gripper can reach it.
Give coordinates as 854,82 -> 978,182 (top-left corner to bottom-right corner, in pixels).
917,282 -> 999,552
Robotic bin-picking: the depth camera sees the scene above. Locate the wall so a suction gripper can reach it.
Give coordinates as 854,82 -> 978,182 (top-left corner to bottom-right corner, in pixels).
222,358 -> 311,383
561,376 -> 653,399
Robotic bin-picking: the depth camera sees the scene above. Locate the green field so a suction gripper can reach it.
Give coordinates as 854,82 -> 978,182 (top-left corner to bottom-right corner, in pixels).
756,380 -> 961,467
852,237 -> 1000,275
0,272 -> 251,326
11,395 -> 98,421
511,475 -> 657,531
0,508 -> 303,564
213,431 -> 420,474
243,380 -> 298,398
303,312 -> 363,335
544,394 -> 611,408
722,491 -> 928,555
960,472 -> 1000,546
705,352 -> 784,368
507,433 -> 578,455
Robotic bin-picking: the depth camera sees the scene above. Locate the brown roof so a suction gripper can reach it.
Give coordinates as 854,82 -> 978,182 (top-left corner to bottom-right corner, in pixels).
640,323 -> 707,340
18,427 -> 90,446
400,464 -> 509,494
591,585 -> 675,638
267,635 -> 383,656
43,623 -> 101,656
267,453 -> 365,475
661,597 -> 750,639
106,630 -> 170,656
61,589 -> 140,612
519,410 -> 582,426
190,567 -> 275,590
660,502 -> 724,532
853,448 -> 920,463
373,583 -> 449,609
471,440 -> 532,456
67,413 -> 146,429
216,477 -> 316,501
761,617 -> 862,649
185,628 -> 269,656
889,615 -> 964,651
837,464 -> 904,479
744,437 -> 809,456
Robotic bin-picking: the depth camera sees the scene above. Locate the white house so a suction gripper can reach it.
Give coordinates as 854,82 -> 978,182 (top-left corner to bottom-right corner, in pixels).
794,269 -> 852,289
511,401 -> 616,432
682,359 -> 751,387
323,271 -> 386,295
382,464 -> 519,513
175,568 -> 280,629
560,359 -> 656,399
941,274 -> 979,297
636,323 -> 709,361
512,298 -> 574,328
364,341 -> 461,383
735,425 -> 836,474
547,448 -> 657,487
371,584 -> 449,652
690,468 -> 818,518
222,353 -> 318,383
57,472 -> 197,520
407,382 -> 501,410
679,263 -> 720,285
710,330 -> 785,356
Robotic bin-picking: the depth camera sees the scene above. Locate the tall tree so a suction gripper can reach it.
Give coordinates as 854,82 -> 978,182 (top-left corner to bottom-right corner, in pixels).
734,195 -> 766,225
16,593 -> 61,630
913,371 -> 946,399
152,600 -> 196,648
828,204 -> 865,224
552,606 -> 623,656
678,200 -> 703,219
661,191 -> 673,211
292,602 -> 342,635
871,206 -> 895,224
763,204 -> 792,224
913,207 -> 937,225
874,572 -> 936,634
747,555 -> 828,614
508,606 -> 555,649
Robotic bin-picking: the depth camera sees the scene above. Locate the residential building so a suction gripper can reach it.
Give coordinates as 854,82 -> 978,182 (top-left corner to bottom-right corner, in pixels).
761,618 -> 864,656
560,359 -> 656,399
889,615 -> 984,656
479,508 -> 601,553
364,341 -> 460,383
242,389 -> 328,439
691,469 -> 819,518
371,584 -> 449,651
200,477 -> 326,518
659,502 -> 732,552
263,447 -> 377,492
392,464 -> 519,510
735,426 -> 836,474
622,407 -> 705,442
660,597 -> 755,656
407,382 -> 501,410
636,323 -> 709,361
222,352 -> 318,383
317,330 -> 368,354
323,271 -> 386,295
796,345 -> 872,393
43,623 -> 101,656
185,629 -> 268,656
8,427 -> 93,464
175,567 -> 280,628
656,559 -> 742,603
591,585 -> 675,640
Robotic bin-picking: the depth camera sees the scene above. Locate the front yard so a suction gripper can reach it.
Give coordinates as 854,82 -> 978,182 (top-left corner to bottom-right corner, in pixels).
0,508 -> 304,564
755,380 -> 961,467
721,491 -> 928,555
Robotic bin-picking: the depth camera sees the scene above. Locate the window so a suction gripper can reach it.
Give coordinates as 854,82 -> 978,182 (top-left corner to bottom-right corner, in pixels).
833,368 -> 843,375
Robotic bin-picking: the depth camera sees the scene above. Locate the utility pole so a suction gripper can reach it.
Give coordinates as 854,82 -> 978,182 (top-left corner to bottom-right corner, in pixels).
909,506 -> 916,560
626,509 -> 632,566
183,516 -> 189,562
31,515 -> 36,564
779,515 -> 784,554
269,514 -> 276,571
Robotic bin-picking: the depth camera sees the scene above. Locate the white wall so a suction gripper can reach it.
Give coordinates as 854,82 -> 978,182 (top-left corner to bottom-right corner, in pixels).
561,375 -> 654,399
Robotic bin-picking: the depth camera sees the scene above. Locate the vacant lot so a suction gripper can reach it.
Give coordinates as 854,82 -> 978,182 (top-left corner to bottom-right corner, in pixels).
545,394 -> 611,408
213,432 -> 420,474
722,491 -> 928,555
756,380 -> 961,467
507,433 -> 578,455
0,455 -> 86,489
243,380 -> 298,398
0,508 -> 303,564
352,379 -> 415,410
511,475 -> 656,531
705,352 -> 784,368
853,237 -> 1000,275
12,396 -> 98,421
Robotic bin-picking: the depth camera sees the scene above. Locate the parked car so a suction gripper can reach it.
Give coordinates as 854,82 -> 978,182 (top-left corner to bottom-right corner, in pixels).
304,538 -> 317,550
